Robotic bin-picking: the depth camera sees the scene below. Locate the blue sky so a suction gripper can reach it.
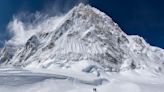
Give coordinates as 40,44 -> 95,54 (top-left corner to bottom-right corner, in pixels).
0,0 -> 164,48
0,0 -> 46,45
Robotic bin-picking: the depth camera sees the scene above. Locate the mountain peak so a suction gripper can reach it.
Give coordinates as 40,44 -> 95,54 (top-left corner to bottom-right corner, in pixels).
70,3 -> 112,21
0,4 -> 164,74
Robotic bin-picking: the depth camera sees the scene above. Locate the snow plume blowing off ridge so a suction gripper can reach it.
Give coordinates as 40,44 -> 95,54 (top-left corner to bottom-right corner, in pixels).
7,13 -> 63,46
6,0 -> 88,46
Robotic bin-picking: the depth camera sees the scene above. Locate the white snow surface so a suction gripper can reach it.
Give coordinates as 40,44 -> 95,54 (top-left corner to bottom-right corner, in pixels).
0,3 -> 164,92
0,67 -> 164,92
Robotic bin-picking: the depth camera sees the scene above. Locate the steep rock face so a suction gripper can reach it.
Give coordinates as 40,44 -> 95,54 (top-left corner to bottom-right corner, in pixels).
1,4 -> 164,73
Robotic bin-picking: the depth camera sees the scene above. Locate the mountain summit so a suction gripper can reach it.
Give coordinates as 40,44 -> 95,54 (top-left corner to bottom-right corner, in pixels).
0,3 -> 164,73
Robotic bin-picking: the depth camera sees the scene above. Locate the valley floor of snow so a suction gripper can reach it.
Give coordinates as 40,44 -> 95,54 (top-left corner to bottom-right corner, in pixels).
0,67 -> 164,92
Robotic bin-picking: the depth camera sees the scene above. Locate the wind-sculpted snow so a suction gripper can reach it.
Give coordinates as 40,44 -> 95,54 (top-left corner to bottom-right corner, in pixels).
0,68 -> 164,92
0,3 -> 164,74
0,68 -> 107,86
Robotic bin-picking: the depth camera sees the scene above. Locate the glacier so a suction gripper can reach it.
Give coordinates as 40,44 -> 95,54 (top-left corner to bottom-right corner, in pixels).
0,3 -> 164,92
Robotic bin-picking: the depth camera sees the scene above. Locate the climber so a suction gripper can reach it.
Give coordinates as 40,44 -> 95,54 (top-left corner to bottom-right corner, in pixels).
93,88 -> 97,92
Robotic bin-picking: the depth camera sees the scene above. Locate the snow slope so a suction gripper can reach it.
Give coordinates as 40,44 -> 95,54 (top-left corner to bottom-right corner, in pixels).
0,68 -> 164,92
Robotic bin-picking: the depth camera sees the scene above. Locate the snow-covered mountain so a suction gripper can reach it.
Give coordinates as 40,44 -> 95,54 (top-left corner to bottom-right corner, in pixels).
0,3 -> 164,74
1,3 -> 164,92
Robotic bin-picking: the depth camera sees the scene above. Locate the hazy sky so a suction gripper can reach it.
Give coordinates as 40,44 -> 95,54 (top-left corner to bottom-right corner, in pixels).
0,0 -> 164,48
